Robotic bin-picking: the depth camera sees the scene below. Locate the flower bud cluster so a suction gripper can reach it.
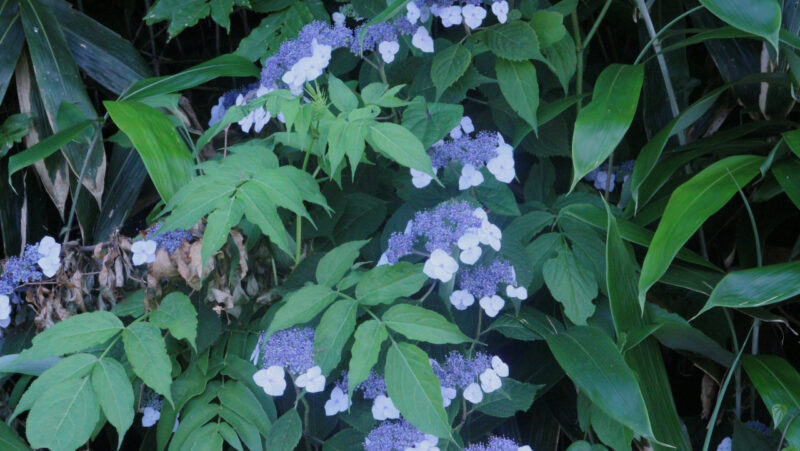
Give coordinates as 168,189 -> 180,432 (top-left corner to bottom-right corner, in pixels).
431,352 -> 508,405
463,436 -> 532,451
364,419 -> 439,451
250,327 -> 326,396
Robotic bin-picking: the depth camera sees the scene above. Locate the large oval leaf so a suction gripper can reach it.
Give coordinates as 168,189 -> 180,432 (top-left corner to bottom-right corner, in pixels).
366,122 -> 434,175
26,377 -> 99,451
545,325 -> 654,439
92,358 -> 135,446
431,43 -> 471,99
699,0 -> 780,50
743,355 -> 800,447
571,64 -> 644,189
385,342 -> 451,439
698,261 -> 800,315
104,100 -> 194,202
638,155 -> 764,305
382,304 -> 470,345
122,322 -> 173,404
496,59 -> 539,133
347,319 -> 387,400
21,311 -> 123,361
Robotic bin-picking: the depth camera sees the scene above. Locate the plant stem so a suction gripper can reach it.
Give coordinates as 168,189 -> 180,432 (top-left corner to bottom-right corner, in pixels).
294,136 -> 317,265
723,309 -> 742,420
634,0 -> 685,145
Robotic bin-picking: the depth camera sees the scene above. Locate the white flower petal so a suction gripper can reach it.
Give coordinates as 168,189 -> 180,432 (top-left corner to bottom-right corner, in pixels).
412,27 -> 434,53
410,168 -> 434,188
141,407 -> 160,427
479,368 -> 502,393
458,164 -> 484,190
492,356 -> 509,377
463,383 -> 483,404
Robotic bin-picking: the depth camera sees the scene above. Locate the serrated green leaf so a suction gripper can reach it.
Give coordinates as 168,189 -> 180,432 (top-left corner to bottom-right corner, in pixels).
356,262 -> 428,305
122,322 -> 173,404
366,122 -> 434,175
486,21 -> 542,60
348,320 -> 387,400
314,299 -> 358,375
21,311 -> 123,361
265,409 -> 302,451
382,304 -> 470,344
543,245 -> 598,325
316,240 -> 368,287
431,43 -> 471,99
92,358 -> 135,447
476,379 -> 540,417
13,353 -> 98,419
401,97 -> 463,148
26,377 -> 99,451
268,284 -> 338,333
150,292 -> 198,348
218,381 -> 271,437
385,342 -> 450,438
201,197 -> 243,264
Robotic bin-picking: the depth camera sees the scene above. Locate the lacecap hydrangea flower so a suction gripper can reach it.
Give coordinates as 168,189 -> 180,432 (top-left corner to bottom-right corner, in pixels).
451,260 -> 527,317
324,371 -> 403,421
0,294 -> 11,329
36,236 -> 61,278
140,390 -> 179,432
463,436 -> 532,451
380,201 -> 512,287
431,352 -> 509,405
146,224 -> 193,254
410,129 -> 516,191
584,160 -> 634,192
364,419 -> 439,451
250,327 -> 326,396
131,240 -> 157,266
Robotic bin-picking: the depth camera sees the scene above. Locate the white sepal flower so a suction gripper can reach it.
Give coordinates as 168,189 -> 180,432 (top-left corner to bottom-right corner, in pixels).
460,116 -> 475,134
479,295 -> 505,317
479,222 -> 502,251
37,256 -> 60,278
496,133 -> 514,159
506,285 -> 528,300
472,207 -> 488,222
458,164 -> 484,191
410,168 -> 433,188
519,447 -> 533,451
253,365 -> 287,396
463,382 -> 484,404
141,407 -> 160,427
441,386 -> 457,407
480,368 -> 502,393
412,26 -> 434,53
449,125 -> 463,139
459,246 -> 481,265
377,252 -> 390,266
372,395 -> 401,420
439,5 -> 462,27
487,154 -> 515,183
332,12 -> 346,27
423,249 -> 459,282
295,365 -> 326,393
324,386 -> 351,416
131,240 -> 157,266
492,0 -> 509,23
378,40 -> 400,63
491,356 -> 509,377
0,295 -> 11,321
450,290 -> 475,311
406,2 -> 421,23
37,236 -> 61,260
462,4 -> 487,29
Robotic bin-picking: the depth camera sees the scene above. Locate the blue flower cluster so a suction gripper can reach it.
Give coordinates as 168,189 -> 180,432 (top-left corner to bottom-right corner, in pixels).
252,327 -> 316,375
457,260 -> 516,299
363,420 -> 433,451
146,223 -> 193,254
584,160 -> 634,192
0,245 -> 43,295
464,436 -> 532,451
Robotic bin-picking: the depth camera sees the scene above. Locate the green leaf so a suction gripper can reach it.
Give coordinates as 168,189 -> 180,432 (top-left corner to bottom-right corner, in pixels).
7,120 -> 93,182
697,261 -> 800,316
570,64 -> 644,189
486,21 -> 542,60
401,97 -> 463,148
743,355 -> 800,447
104,100 -> 194,202
385,342 -> 451,438
604,203 -> 692,450
356,262 -> 428,305
150,292 -> 199,348
26,377 -> 99,451
182,423 -> 224,451
21,311 -> 123,361
699,0 -> 780,50
590,405 -> 634,451
530,10 -> 567,48
543,244 -> 598,325
122,322 -> 173,404
236,182 -> 291,255
0,0 -> 24,105
122,54 -> 258,100
316,240 -> 368,287
265,409 -> 302,451
13,353 -> 98,419
497,58 -> 540,134
772,160 -> 800,209
201,197 -> 243,264
630,87 -> 725,207
431,43 -> 471,99
169,401 -> 219,451
382,304 -> 470,344
348,320 -> 388,400
638,155 -> 764,305
0,421 -> 28,451
366,122 -> 434,175
92,358 -> 135,446
268,284 -> 338,334
314,299 -> 359,375
218,382 -> 271,438
19,0 -> 105,201
328,74 -> 359,112
219,407 -> 263,451
145,0 -> 208,37
541,34 -> 577,94
476,379 -> 540,417
488,306 -> 560,340
475,173 -> 522,216
322,429 -> 365,451
646,304 -> 734,367
545,326 -> 654,439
